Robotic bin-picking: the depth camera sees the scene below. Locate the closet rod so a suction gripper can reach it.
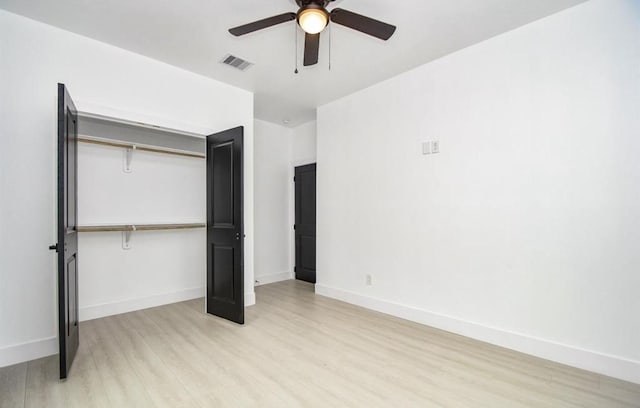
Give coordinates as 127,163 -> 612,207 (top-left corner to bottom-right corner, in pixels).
78,136 -> 205,159
77,223 -> 206,233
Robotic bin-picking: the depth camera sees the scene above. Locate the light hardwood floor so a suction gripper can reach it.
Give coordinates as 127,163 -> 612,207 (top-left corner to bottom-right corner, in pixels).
1,280 -> 639,408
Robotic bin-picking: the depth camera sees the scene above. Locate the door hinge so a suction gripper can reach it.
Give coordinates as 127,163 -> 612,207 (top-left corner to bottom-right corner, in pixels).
293,224 -> 296,230
294,266 -> 297,272
49,243 -> 59,252
293,176 -> 296,182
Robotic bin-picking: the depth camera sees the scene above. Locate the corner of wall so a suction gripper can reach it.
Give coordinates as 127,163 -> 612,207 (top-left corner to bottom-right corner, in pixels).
245,290 -> 256,306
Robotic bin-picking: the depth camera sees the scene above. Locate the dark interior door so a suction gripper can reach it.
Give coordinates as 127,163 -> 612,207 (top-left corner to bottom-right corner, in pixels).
295,163 -> 316,283
52,83 -> 79,379
206,127 -> 244,324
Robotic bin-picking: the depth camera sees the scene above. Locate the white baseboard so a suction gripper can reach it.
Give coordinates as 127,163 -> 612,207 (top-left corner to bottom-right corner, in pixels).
254,272 -> 293,286
315,284 -> 640,385
0,336 -> 57,368
80,286 -> 205,321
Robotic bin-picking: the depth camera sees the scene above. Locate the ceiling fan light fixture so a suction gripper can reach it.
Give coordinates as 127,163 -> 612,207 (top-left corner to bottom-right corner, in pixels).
297,7 -> 329,34
229,1 -> 397,68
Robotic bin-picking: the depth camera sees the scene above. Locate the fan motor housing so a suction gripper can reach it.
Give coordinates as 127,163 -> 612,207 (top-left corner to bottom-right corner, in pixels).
295,0 -> 334,8
296,3 -> 329,21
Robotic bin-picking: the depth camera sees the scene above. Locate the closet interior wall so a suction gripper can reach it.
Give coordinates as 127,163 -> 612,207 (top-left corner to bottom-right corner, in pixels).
77,116 -> 207,321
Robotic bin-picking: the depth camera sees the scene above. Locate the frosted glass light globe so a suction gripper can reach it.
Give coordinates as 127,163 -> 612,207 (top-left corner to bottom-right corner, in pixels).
298,8 -> 328,34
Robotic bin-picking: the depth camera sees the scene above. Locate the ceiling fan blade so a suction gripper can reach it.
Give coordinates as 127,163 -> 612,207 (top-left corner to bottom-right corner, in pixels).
229,12 -> 296,36
330,8 -> 396,40
303,33 -> 320,66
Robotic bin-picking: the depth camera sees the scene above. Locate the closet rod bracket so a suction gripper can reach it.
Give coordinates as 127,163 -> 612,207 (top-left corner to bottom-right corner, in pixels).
122,225 -> 136,249
123,145 -> 136,173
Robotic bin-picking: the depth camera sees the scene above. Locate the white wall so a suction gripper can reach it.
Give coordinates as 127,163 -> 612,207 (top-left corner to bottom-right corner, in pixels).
0,10 -> 255,367
254,120 -> 293,285
292,121 -> 317,165
316,0 -> 640,384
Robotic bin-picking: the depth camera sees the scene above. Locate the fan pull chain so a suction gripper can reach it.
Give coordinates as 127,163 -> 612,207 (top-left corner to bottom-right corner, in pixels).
294,23 -> 299,74
328,23 -> 332,71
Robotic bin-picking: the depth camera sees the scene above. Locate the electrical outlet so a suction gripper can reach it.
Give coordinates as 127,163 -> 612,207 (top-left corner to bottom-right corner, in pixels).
431,140 -> 440,154
366,274 -> 372,286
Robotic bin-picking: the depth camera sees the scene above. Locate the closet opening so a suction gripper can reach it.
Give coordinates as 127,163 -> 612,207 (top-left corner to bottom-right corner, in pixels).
51,84 -> 245,378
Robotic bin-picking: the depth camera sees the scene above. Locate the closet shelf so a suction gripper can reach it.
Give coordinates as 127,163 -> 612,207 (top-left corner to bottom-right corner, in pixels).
77,110 -> 206,139
78,136 -> 205,159
77,223 -> 206,232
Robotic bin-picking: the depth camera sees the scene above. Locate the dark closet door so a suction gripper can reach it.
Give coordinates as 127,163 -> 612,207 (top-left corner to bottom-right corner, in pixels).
51,83 -> 79,379
295,163 -> 316,283
206,127 -> 244,324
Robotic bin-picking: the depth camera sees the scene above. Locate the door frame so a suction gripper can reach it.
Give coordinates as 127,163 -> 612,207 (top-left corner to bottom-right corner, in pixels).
289,160 -> 316,280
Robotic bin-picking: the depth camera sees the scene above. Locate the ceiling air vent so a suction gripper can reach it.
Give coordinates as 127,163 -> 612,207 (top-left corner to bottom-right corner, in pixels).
221,54 -> 253,71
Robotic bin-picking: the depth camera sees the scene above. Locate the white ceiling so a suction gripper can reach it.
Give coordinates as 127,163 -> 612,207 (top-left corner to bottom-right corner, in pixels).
0,0 -> 587,127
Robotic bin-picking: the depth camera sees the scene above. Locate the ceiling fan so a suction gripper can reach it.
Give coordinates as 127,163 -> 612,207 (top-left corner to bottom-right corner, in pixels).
229,0 -> 396,67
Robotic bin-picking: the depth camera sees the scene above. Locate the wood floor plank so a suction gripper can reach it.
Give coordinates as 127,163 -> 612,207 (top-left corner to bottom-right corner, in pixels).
24,356 -> 71,408
83,317 -> 161,407
2,280 -> 639,407
0,363 -> 26,408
